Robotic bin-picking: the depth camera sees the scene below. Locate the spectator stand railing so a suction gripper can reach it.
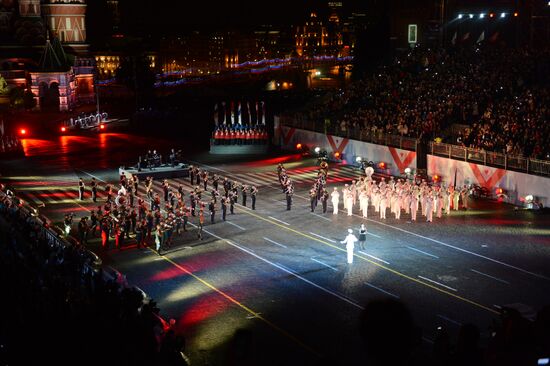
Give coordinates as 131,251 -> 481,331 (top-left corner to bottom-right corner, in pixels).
281,117 -> 550,177
429,142 -> 550,177
282,117 -> 419,152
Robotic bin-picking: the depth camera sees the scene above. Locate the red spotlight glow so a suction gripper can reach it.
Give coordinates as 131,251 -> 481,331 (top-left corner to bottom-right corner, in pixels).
61,126 -> 66,132
20,128 -> 26,135
433,175 -> 440,181
334,151 -> 341,158
496,188 -> 503,195
99,124 -> 105,130
378,162 -> 386,169
513,12 -> 518,17
489,13 -> 495,18
296,143 -> 302,149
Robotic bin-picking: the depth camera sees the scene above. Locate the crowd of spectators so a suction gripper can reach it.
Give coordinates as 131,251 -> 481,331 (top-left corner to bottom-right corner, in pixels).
357,298 -> 550,366
0,189 -> 189,366
0,133 -> 23,156
289,45 -> 550,160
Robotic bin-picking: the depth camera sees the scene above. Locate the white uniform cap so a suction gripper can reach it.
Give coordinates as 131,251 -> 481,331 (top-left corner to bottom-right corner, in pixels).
348,229 -> 353,233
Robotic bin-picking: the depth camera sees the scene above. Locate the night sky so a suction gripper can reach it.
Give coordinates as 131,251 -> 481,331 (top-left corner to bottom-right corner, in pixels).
115,0 -> 368,34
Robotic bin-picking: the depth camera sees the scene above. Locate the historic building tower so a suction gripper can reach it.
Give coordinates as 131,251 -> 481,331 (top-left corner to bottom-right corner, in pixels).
18,0 -> 41,17
41,0 -> 88,53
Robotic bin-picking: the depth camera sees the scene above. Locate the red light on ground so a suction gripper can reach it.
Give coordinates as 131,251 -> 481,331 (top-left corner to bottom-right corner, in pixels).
20,129 -> 26,135
61,126 -> 66,132
378,162 -> 386,169
334,152 -> 341,158
296,143 -> 302,149
99,124 -> 105,130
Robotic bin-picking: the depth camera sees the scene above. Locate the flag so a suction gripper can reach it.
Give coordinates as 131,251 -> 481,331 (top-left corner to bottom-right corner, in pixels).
462,32 -> 470,42
247,101 -> 252,125
261,101 -> 266,125
451,32 -> 457,46
230,101 -> 235,124
489,32 -> 499,43
0,118 -> 4,136
237,101 -> 242,125
221,101 -> 226,125
476,31 -> 485,44
255,101 -> 259,125
213,103 -> 219,126
453,168 -> 457,189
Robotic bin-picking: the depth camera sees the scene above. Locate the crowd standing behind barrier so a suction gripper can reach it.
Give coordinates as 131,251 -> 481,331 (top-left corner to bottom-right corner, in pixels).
212,125 -> 269,145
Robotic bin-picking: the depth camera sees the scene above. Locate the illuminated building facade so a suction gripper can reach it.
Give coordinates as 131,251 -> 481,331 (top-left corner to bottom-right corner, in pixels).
295,12 -> 329,56
0,0 -> 95,111
159,31 -> 279,75
94,53 -> 156,80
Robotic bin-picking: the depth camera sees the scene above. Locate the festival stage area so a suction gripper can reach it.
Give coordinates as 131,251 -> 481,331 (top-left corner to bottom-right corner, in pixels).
3,146 -> 550,366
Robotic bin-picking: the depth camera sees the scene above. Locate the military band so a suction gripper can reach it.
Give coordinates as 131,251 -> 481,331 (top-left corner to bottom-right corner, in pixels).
68,158 -> 473,257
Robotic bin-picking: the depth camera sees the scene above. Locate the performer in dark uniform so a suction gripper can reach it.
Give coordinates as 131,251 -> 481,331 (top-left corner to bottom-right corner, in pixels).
209,199 -> 216,224
251,186 -> 258,210
321,188 -> 329,214
241,184 -> 248,207
285,183 -> 293,210
309,188 -> 317,212
189,165 -> 194,184
212,174 -> 219,191
229,191 -> 236,214
78,178 -> 85,200
91,178 -> 97,202
169,148 -> 177,167
221,197 -> 227,221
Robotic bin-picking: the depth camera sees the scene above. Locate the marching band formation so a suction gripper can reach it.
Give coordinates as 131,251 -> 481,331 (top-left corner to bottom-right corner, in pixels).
277,162 -> 471,223
72,164 -> 258,255
212,126 -> 269,145
71,158 -> 471,256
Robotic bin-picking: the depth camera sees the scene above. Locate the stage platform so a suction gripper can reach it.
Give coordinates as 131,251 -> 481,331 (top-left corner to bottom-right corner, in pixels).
210,143 -> 269,155
119,163 -> 190,180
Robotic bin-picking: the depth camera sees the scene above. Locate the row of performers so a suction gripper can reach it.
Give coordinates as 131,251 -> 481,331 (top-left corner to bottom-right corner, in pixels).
212,127 -> 269,145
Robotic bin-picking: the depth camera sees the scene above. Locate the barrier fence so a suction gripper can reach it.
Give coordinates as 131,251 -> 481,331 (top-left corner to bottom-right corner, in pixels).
281,118 -> 550,177
429,142 -> 550,177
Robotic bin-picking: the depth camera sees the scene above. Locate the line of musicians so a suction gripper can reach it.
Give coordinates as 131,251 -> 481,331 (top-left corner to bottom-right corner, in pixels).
212,127 -> 269,145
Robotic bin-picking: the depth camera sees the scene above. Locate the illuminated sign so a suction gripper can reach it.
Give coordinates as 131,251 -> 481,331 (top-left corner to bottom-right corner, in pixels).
408,24 -> 417,43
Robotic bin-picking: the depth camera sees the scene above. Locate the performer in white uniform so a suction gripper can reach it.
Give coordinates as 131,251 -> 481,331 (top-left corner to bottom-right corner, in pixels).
331,187 -> 340,215
340,228 -> 358,264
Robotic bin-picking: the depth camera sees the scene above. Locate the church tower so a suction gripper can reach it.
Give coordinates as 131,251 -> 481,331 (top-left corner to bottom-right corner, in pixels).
41,0 -> 88,53
19,0 -> 41,17
106,0 -> 120,31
